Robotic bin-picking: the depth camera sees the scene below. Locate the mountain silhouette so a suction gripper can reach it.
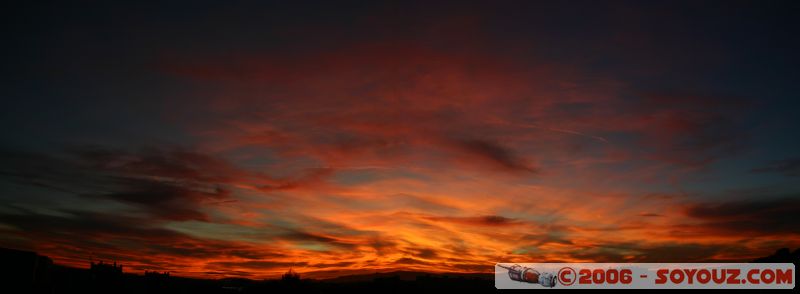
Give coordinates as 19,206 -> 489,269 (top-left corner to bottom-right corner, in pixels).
1,247 -> 796,293
752,248 -> 800,263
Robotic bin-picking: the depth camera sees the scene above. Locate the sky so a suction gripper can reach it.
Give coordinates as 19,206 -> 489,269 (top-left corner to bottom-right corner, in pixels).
1,0 -> 799,279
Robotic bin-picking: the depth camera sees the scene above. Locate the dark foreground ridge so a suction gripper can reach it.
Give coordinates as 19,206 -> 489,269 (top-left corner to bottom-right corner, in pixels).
0,247 -> 493,293
0,247 -> 797,293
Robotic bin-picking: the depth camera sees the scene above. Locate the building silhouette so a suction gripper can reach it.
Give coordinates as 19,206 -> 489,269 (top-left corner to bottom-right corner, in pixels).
0,247 -> 53,292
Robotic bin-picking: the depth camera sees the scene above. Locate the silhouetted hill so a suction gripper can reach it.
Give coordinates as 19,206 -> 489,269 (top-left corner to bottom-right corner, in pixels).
752,248 -> 800,263
0,247 -> 495,293
322,270 -> 492,283
1,247 -> 797,293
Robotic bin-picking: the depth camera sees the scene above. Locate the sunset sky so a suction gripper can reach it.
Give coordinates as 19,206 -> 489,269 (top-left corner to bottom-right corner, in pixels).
1,1 -> 799,279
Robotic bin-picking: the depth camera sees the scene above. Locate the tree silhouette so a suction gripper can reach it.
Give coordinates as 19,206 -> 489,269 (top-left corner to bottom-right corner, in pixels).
281,268 -> 300,282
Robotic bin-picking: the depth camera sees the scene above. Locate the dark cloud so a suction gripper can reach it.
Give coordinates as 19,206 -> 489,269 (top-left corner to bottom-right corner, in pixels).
281,230 -> 357,250
477,215 -> 519,225
256,167 -> 334,191
310,261 -> 356,268
207,260 -> 308,270
0,147 -> 242,222
369,238 -> 398,256
638,212 -> 664,217
390,256 -> 488,273
404,247 -> 438,259
393,257 -> 432,266
451,139 -> 536,174
750,158 -> 800,177
0,207 -> 183,242
425,215 -> 522,226
395,194 -> 460,214
0,147 -> 250,190
73,146 -> 332,191
0,146 -> 333,224
1,208 -> 217,258
203,270 -> 257,277
520,232 -> 573,246
683,197 -> 800,235
97,178 -> 230,222
631,244 -> 728,262
0,150 -> 106,194
72,147 -> 251,183
568,242 -> 732,262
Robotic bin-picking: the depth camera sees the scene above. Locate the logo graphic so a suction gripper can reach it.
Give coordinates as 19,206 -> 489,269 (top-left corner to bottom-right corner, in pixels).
497,264 -> 557,287
496,263 -> 795,289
